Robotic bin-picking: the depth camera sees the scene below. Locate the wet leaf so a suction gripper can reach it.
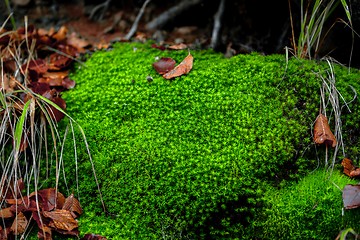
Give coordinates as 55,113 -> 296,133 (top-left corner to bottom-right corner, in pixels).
313,114 -> 337,147
163,52 -> 193,79
153,57 -> 176,75
151,44 -> 166,51
343,184 -> 360,209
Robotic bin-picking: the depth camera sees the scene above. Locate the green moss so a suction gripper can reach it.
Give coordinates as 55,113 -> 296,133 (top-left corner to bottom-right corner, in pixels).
56,42 -> 360,238
254,170 -> 360,240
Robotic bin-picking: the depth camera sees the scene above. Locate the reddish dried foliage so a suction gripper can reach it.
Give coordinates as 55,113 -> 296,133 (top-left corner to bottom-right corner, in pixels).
342,158 -> 360,178
0,24 -> 87,118
0,180 -> 83,239
152,57 -> 176,75
313,114 -> 337,148
0,24 -> 91,152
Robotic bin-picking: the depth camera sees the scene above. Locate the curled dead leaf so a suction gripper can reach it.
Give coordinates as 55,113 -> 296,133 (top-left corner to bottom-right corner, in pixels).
342,158 -> 360,178
313,114 -> 337,148
163,52 -> 193,80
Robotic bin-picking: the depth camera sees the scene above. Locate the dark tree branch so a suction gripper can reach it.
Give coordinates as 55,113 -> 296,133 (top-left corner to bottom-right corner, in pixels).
145,0 -> 203,30
210,0 -> 226,49
125,0 -> 152,40
89,0 -> 112,21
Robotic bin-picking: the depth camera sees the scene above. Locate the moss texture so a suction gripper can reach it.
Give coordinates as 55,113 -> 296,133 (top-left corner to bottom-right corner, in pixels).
56,42 -> 360,239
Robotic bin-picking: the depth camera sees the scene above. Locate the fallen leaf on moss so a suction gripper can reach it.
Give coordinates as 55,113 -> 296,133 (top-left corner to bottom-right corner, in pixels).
342,158 -> 360,178
153,57 -> 176,75
163,52 -> 193,79
62,193 -> 83,216
313,113 -> 337,147
343,184 -> 360,209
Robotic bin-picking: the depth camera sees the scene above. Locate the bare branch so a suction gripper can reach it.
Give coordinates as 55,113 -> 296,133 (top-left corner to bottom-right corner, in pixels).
210,0 -> 226,49
145,0 -> 203,30
125,0 -> 152,40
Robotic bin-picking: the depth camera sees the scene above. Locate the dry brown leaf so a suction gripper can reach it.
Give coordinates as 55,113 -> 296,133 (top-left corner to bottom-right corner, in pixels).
43,209 -> 78,231
163,52 -> 193,79
313,114 -> 337,147
342,158 -> 360,178
10,212 -> 28,235
37,225 -> 52,240
168,43 -> 188,50
62,193 -> 83,216
343,184 -> 360,209
67,32 -> 90,52
52,26 -> 68,42
0,207 -> 14,218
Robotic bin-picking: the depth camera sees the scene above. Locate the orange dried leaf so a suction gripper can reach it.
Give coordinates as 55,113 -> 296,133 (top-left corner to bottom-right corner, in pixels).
0,207 -> 14,218
43,209 -> 78,231
313,114 -> 337,147
10,212 -> 28,235
52,26 -> 68,42
163,53 -> 193,79
168,43 -> 188,50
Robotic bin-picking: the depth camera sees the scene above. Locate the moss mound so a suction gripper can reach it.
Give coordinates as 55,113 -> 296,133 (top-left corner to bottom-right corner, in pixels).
256,170 -> 360,240
58,42 -> 360,238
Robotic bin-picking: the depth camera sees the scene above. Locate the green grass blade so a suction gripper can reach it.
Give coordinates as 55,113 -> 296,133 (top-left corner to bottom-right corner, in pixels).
339,228 -> 357,240
340,0 -> 352,25
14,100 -> 30,152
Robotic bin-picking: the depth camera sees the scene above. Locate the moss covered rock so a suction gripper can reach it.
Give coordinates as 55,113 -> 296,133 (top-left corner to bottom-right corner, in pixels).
58,42 -> 360,238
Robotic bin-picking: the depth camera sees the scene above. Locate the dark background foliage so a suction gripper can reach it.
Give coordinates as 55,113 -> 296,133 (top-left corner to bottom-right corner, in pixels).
1,0 -> 360,67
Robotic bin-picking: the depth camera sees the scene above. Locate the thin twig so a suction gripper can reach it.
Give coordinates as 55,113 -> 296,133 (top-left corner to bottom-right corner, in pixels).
125,0 -> 152,40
